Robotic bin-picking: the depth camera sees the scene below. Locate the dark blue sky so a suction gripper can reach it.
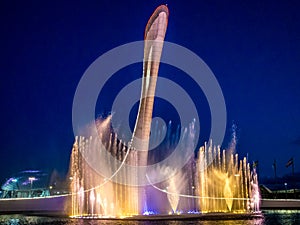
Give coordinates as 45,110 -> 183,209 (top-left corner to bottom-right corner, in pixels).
0,0 -> 299,183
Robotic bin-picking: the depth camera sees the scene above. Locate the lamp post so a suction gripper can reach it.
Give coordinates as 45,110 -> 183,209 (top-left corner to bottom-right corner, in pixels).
284,183 -> 287,200
29,177 -> 36,197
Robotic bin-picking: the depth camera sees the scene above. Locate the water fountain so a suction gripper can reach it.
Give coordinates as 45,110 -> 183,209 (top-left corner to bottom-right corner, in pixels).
196,140 -> 252,213
68,118 -> 260,217
68,4 -> 260,219
69,117 -> 140,217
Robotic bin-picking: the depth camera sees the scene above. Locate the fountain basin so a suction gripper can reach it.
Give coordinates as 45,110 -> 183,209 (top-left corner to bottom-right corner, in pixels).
70,212 -> 264,221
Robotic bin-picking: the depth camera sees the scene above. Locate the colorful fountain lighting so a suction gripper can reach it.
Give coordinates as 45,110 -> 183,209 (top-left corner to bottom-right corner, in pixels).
68,121 -> 260,217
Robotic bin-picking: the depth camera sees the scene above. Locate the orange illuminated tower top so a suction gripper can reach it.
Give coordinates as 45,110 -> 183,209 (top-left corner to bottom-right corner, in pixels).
144,5 -> 169,40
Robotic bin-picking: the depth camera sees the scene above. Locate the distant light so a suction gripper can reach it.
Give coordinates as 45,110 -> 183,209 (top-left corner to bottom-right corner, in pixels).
12,179 -> 18,182
29,177 -> 36,181
23,170 -> 40,173
284,183 -> 287,186
234,174 -> 240,177
69,177 -> 73,180
49,186 -> 53,190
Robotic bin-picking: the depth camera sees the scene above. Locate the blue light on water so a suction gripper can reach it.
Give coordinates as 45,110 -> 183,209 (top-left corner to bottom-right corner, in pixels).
187,210 -> 201,214
143,210 -> 157,215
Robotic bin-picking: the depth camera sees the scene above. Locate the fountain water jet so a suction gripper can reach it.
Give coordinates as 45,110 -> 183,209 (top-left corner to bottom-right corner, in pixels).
90,189 -> 95,215
167,176 -> 180,213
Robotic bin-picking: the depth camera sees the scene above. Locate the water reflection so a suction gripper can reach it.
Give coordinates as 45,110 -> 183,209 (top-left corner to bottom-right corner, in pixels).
1,211 -> 300,225
263,210 -> 300,225
65,219 -> 265,225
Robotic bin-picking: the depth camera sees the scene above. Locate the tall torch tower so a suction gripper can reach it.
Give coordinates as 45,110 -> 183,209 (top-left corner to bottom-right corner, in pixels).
131,5 -> 169,213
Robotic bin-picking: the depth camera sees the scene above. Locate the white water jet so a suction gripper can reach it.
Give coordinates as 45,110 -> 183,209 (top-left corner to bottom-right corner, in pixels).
90,189 -> 95,215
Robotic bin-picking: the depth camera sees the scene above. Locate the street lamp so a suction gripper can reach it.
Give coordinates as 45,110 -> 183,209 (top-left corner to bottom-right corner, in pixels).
284,183 -> 287,200
29,177 -> 36,189
28,177 -> 36,197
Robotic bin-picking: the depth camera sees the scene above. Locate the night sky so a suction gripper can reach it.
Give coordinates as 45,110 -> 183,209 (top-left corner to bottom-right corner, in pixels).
0,0 -> 299,183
